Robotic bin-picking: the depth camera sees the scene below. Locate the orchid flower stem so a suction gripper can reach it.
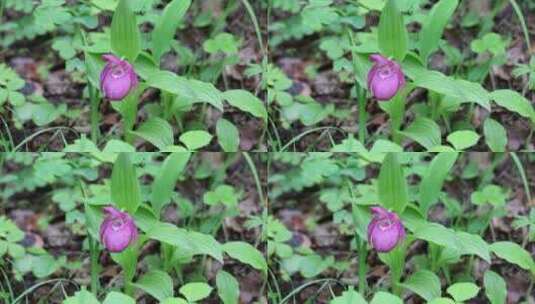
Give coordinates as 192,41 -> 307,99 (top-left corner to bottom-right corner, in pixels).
382,244 -> 406,297
357,238 -> 368,294
0,0 -> 4,23
357,86 -> 367,143
89,84 -> 100,144
89,236 -> 100,295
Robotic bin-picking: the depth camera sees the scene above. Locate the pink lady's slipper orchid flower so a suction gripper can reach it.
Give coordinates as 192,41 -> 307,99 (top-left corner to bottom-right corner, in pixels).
367,206 -> 406,253
100,54 -> 138,101
99,206 -> 138,253
367,54 -> 405,101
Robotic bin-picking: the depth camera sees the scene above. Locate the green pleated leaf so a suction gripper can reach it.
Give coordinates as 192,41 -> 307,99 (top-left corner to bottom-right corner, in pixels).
179,282 -> 213,303
152,0 -> 191,63
378,0 -> 408,61
111,0 -> 141,62
130,117 -> 174,150
216,118 -> 240,152
404,61 -> 491,111
484,270 -> 507,304
223,241 -> 267,275
222,90 -> 267,122
377,153 -> 408,213
483,118 -> 507,152
330,289 -> 367,304
456,231 -> 491,262
399,117 -> 442,150
150,153 -> 191,217
370,291 -> 403,304
446,130 -> 480,151
490,241 -> 535,273
446,282 -> 480,302
413,222 -> 461,250
216,271 -> 239,304
179,130 -> 213,150
63,289 -> 100,304
103,292 -> 136,304
400,270 -> 441,301
418,0 -> 459,63
111,153 -> 141,214
142,70 -> 224,111
491,89 -> 535,124
133,270 -> 174,302
418,152 -> 458,214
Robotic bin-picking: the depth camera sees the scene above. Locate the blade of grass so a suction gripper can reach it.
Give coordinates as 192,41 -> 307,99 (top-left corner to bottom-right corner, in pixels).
13,127 -> 79,152
279,126 -> 347,152
511,153 -> 532,203
239,0 -> 265,56
12,279 -> 78,304
279,279 -> 343,304
509,0 -> 531,53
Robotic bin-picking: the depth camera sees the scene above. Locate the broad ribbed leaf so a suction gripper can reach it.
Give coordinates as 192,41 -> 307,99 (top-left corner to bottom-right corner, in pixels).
378,153 -> 408,213
111,153 -> 141,214
378,0 -> 408,61
491,89 -> 535,124
146,222 -> 223,262
103,292 -> 136,304
150,153 -> 191,216
216,118 -> 240,152
179,130 -> 213,150
419,0 -> 459,63
131,117 -> 174,150
419,152 -> 458,214
144,70 -> 224,111
446,282 -> 480,302
133,270 -> 174,301
370,291 -> 403,304
446,130 -> 480,150
152,0 -> 191,62
222,90 -> 267,122
111,0 -> 141,61
223,242 -> 267,275
179,282 -> 213,303
404,61 -> 491,110
330,289 -> 367,304
483,118 -> 507,152
216,271 -> 239,304
484,270 -> 507,304
413,222 -> 460,250
400,270 -> 441,301
399,117 -> 441,150
456,231 -> 491,262
490,241 -> 535,273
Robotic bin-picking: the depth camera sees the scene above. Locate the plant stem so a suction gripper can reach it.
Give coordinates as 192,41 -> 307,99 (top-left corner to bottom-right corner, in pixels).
89,84 -> 101,144
357,238 -> 368,294
89,236 -> 100,295
0,0 -> 5,23
357,86 -> 367,143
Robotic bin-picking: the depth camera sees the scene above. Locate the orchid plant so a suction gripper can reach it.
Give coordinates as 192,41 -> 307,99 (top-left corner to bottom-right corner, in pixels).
73,153 -> 267,303
79,0 -> 267,152
0,152 -> 267,303
267,152 -> 535,303
367,0 -> 534,152
267,0 -> 535,152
